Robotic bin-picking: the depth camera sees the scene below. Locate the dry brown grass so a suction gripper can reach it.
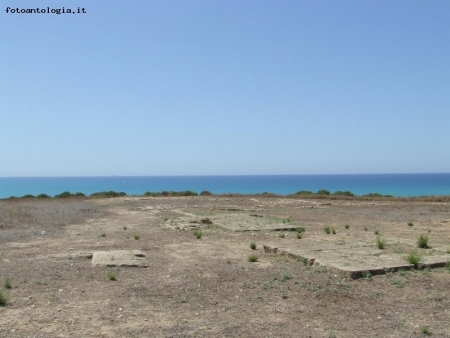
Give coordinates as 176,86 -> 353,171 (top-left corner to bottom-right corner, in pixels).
0,199 -> 109,244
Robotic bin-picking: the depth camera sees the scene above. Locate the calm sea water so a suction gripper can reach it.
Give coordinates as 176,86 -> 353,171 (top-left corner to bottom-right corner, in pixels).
0,174 -> 450,199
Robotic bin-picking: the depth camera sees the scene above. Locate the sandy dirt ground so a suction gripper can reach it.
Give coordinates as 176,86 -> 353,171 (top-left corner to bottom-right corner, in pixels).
1,196 -> 450,337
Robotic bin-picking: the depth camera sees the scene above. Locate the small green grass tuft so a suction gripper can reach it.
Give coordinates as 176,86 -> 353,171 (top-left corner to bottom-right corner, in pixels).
332,228 -> 336,235
248,254 -> 259,262
406,251 -> 421,265
344,224 -> 350,229
364,227 -> 368,231
376,237 -> 387,249
0,289 -> 8,306
250,242 -> 257,250
107,270 -> 117,281
408,222 -> 414,227
363,270 -> 372,281
123,226 -> 127,230
296,227 -> 305,233
193,230 -> 203,239
134,234 -> 140,240
374,230 -> 379,235
324,226 -> 331,234
297,233 -> 302,239
279,232 -> 285,238
100,233 -> 106,238
281,273 -> 292,282
420,325 -> 430,335
3,277 -> 12,289
417,235 -> 429,249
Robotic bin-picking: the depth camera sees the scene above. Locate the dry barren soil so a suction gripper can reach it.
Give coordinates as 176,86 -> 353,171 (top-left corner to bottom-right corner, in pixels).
1,196 -> 450,337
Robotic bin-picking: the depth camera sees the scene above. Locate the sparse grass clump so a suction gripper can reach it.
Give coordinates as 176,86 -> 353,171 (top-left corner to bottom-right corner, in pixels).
279,233 -> 285,238
296,227 -> 305,233
107,270 -> 117,281
250,242 -> 257,250
344,224 -> 350,229
100,233 -> 106,238
324,226 -> 331,234
0,289 -> 8,306
376,237 -> 387,249
408,222 -> 414,227
332,228 -> 336,235
297,233 -> 302,239
281,273 -> 292,282
3,277 -> 12,289
134,234 -> 140,240
123,226 -> 127,230
417,235 -> 429,249
248,254 -> 259,262
420,325 -> 430,335
406,251 -> 421,265
374,230 -> 379,235
193,230 -> 203,239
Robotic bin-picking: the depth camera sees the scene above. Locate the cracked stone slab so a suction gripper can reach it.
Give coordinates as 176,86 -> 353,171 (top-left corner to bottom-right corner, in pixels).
91,250 -> 148,267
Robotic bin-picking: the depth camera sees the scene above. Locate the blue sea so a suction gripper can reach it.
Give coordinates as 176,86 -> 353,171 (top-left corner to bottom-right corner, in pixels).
0,174 -> 450,199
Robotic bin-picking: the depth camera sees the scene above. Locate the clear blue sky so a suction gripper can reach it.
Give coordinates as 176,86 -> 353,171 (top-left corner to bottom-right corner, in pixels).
1,1 -> 449,176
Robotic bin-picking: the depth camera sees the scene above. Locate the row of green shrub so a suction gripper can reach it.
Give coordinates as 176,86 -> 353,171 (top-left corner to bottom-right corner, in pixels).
9,191 -> 127,199
294,189 -> 393,197
5,189 -> 395,199
143,190 -> 211,197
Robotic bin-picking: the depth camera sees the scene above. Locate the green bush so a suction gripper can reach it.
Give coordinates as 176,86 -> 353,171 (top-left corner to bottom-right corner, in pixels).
376,237 -> 386,249
333,191 -> 355,196
316,189 -> 330,195
417,235 -> 429,249
363,193 -> 382,197
406,251 -> 421,265
295,190 -> 313,195
91,191 -> 127,198
55,191 -> 73,198
143,191 -> 159,196
3,277 -> 12,289
193,230 -> 202,239
161,190 -> 198,196
200,190 -> 213,196
107,270 -> 117,281
420,325 -> 430,335
74,192 -> 85,197
36,193 -> 50,198
250,242 -> 257,250
21,194 -> 35,199
248,254 -> 259,262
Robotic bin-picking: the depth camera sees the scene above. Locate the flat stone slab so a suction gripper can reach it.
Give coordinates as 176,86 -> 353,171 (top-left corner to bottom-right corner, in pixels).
91,250 -> 148,267
419,254 -> 450,269
263,243 -> 450,279
212,213 -> 298,232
